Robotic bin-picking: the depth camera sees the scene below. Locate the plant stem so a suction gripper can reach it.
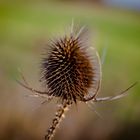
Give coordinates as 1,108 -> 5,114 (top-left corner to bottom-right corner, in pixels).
45,100 -> 70,140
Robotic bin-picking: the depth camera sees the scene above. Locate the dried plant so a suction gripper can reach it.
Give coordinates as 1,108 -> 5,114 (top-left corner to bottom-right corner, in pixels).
17,23 -> 138,140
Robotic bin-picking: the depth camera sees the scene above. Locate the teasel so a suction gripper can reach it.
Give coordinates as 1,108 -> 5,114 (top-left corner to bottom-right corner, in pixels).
40,24 -> 102,140
17,23 -> 138,140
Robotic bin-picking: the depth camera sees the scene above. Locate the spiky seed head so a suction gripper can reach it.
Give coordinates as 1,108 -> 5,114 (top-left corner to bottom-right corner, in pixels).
41,26 -> 101,104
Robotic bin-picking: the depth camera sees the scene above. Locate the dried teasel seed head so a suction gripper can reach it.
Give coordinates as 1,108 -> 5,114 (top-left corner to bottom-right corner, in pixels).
41,25 -> 101,104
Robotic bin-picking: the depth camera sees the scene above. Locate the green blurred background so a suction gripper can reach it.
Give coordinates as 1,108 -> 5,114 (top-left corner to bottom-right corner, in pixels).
0,0 -> 140,140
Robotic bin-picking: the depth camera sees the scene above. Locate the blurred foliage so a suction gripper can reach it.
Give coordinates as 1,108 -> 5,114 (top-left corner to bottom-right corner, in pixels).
0,1 -> 140,140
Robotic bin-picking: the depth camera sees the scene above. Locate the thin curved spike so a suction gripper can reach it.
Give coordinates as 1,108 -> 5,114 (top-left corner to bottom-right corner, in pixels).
18,68 -> 29,86
101,45 -> 108,65
16,79 -> 48,95
83,79 -> 101,102
86,102 -> 103,119
83,48 -> 102,102
71,18 -> 74,34
75,25 -> 86,39
93,81 -> 138,102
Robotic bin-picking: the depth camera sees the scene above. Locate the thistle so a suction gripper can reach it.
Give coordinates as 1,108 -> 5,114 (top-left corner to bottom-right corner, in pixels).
17,23 -> 137,140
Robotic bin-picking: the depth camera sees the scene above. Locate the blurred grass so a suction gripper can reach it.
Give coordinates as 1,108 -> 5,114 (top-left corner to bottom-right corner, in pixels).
0,2 -> 140,140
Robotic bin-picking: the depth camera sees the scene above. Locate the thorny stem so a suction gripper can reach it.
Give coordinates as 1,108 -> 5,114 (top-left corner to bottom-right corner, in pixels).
45,100 -> 70,140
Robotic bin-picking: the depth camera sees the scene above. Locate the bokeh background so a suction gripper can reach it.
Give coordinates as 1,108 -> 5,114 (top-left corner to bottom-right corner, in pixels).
0,0 -> 140,140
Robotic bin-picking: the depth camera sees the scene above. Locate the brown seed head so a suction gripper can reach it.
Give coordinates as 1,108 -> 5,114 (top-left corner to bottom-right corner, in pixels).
41,26 -> 101,103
